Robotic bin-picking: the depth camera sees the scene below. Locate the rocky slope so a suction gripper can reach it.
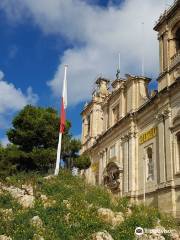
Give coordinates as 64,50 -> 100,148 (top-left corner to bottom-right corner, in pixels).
0,171 -> 179,240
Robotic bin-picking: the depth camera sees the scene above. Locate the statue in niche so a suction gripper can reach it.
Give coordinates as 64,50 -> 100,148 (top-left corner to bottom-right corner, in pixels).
103,162 -> 122,193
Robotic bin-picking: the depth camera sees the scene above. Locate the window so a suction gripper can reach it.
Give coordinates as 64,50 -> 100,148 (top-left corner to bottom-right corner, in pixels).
110,145 -> 116,159
146,147 -> 154,181
112,104 -> 119,124
175,28 -> 180,52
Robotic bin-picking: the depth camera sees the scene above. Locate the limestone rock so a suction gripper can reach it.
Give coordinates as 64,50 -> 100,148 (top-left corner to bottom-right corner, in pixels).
21,184 -> 33,195
30,216 -> 43,229
44,175 -> 55,180
40,194 -> 56,208
97,208 -> 124,226
63,199 -> 71,209
1,184 -> 35,209
112,212 -> 124,226
170,230 -> 180,240
0,236 -> 12,240
19,195 -> 35,208
97,208 -> 114,224
40,194 -> 48,202
33,234 -> 44,240
92,231 -> 114,240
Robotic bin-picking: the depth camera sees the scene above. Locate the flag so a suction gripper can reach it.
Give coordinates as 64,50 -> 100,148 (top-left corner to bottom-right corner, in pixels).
60,67 -> 67,133
55,65 -> 68,175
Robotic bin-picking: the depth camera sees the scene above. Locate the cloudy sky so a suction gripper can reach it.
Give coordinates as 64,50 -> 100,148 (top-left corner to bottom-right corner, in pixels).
0,0 -> 174,144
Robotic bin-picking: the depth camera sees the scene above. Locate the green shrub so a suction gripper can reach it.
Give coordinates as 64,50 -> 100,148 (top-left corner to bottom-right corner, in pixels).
74,154 -> 91,170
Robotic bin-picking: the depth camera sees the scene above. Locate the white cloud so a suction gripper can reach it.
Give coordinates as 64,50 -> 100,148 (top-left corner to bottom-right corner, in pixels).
74,134 -> 82,140
0,0 -> 174,105
0,70 -> 38,129
1,137 -> 9,147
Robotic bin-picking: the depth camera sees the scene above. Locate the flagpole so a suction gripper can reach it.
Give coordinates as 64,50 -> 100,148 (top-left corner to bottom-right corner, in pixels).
141,22 -> 145,76
54,65 -> 68,176
55,132 -> 62,175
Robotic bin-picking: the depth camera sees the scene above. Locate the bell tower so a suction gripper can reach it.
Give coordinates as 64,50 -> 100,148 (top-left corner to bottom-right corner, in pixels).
81,78 -> 109,153
154,0 -> 180,91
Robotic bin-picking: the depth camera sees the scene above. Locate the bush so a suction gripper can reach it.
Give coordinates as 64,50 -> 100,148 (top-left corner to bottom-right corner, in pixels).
29,148 -> 56,172
74,154 -> 91,170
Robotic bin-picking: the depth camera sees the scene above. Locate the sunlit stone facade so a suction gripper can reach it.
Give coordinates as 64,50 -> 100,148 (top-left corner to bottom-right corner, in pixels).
81,0 -> 180,218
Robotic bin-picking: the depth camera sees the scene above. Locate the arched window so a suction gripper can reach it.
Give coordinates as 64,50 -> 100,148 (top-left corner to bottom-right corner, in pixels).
146,147 -> 154,181
175,28 -> 180,52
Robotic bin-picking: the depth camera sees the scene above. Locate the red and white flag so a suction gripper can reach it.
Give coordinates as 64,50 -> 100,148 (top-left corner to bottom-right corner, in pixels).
55,65 -> 68,175
60,66 -> 67,133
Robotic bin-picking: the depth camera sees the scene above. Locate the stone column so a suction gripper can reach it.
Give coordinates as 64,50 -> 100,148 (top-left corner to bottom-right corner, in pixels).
159,35 -> 163,73
156,113 -> 166,183
128,131 -> 137,193
98,152 -> 103,185
164,108 -> 174,181
119,139 -> 123,166
122,135 -> 129,193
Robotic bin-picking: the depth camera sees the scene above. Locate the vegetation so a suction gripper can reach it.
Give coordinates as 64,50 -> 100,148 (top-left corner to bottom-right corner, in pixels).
0,105 -> 81,176
74,154 -> 91,170
0,170 -> 179,240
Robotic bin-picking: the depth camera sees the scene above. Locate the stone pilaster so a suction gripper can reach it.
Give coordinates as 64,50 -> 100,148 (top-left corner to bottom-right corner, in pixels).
121,134 -> 129,193
156,113 -> 166,183
163,108 -> 174,181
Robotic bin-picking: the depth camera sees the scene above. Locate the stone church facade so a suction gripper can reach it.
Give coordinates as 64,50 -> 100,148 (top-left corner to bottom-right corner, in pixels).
81,0 -> 180,218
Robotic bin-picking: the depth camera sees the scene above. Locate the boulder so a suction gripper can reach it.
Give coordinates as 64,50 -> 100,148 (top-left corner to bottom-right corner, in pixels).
19,195 -> 35,208
1,184 -> 35,209
111,212 -> 124,226
0,236 -> 12,240
97,208 -> 124,226
33,234 -> 44,240
30,216 -> 43,229
92,231 -> 114,240
97,208 -> 114,224
170,230 -> 180,240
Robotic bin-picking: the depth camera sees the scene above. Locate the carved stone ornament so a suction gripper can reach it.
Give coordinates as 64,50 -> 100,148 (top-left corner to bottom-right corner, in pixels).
173,66 -> 180,79
103,162 -> 123,193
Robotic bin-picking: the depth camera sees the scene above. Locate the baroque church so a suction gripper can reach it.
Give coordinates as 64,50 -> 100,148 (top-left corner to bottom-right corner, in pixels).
80,0 -> 180,218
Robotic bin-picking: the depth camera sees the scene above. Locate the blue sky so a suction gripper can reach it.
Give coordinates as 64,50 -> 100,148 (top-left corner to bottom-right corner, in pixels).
0,0 -> 173,145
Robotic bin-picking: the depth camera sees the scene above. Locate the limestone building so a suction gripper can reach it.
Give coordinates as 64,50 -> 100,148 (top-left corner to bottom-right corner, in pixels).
81,0 -> 180,218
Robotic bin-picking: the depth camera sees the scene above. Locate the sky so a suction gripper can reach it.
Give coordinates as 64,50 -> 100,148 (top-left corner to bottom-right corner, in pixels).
0,0 -> 174,145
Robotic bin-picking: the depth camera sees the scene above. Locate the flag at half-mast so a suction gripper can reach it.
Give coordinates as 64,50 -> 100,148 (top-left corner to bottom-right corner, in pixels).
60,65 -> 68,133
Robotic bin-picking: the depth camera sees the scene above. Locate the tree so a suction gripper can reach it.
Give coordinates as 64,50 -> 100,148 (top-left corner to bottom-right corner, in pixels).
7,105 -> 71,152
3,105 -> 81,173
74,154 -> 91,170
